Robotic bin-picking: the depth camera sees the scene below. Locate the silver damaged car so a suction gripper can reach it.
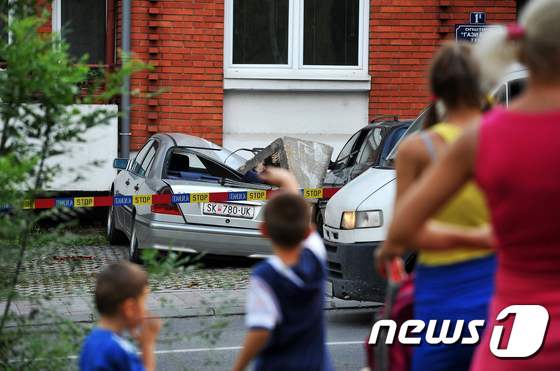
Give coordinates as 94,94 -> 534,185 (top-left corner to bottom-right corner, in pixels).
107,133 -> 272,261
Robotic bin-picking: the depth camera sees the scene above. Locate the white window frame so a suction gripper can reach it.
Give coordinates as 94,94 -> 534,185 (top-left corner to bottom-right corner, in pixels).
224,0 -> 370,90
51,0 -> 107,43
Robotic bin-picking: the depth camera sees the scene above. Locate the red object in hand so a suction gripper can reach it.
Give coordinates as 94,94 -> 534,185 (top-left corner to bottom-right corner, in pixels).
386,258 -> 406,284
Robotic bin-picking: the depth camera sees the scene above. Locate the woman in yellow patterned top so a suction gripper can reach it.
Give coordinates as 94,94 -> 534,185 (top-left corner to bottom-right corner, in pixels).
376,43 -> 495,371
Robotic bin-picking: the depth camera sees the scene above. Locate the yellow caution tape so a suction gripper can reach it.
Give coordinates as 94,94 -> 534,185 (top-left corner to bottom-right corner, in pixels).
247,190 -> 267,201
190,193 -> 210,203
133,194 -> 153,206
303,188 -> 323,199
74,197 -> 95,208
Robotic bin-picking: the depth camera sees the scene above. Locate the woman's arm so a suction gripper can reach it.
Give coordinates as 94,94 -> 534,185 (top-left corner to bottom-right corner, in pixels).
414,221 -> 493,251
394,135 -> 428,201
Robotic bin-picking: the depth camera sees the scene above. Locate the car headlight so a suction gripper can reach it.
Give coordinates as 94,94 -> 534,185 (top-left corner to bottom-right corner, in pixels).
341,210 -> 383,229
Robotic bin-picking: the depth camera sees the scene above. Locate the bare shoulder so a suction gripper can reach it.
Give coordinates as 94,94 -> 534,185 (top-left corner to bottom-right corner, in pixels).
396,132 -> 435,164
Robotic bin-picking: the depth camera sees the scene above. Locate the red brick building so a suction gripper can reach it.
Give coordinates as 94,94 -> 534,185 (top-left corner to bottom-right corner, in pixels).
45,0 -> 523,154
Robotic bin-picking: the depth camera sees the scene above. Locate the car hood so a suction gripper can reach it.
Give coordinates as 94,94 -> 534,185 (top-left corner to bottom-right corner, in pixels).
324,168 -> 395,228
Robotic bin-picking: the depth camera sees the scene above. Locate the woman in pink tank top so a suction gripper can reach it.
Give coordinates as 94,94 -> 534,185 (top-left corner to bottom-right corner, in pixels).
378,0 -> 560,369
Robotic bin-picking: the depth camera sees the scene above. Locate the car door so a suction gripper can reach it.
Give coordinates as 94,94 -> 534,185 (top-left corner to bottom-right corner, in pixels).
132,141 -> 160,223
119,140 -> 155,233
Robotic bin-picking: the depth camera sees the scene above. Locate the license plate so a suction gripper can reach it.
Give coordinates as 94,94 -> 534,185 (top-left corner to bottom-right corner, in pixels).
325,280 -> 334,297
202,202 -> 255,219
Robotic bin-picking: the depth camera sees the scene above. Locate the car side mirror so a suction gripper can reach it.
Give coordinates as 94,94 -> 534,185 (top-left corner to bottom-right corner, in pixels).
113,158 -> 129,170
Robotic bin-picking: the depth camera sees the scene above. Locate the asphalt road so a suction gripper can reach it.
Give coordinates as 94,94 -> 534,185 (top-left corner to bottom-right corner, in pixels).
152,308 -> 374,371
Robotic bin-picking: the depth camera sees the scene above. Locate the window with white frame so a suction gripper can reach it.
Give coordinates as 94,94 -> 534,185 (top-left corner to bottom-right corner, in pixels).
225,0 -> 369,82
52,0 -> 107,65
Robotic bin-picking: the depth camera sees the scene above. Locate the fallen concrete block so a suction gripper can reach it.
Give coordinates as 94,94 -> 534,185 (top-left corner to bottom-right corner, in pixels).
238,137 -> 333,189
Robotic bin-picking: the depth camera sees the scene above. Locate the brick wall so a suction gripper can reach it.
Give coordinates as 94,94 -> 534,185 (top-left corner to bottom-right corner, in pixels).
117,0 -> 225,150
368,0 -> 517,120
37,1 -> 518,147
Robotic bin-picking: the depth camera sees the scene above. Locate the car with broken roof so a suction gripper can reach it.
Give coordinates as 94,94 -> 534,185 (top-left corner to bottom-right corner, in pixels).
107,133 -> 272,261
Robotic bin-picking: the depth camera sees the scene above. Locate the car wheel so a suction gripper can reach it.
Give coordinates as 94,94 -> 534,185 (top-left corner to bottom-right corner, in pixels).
315,209 -> 324,238
129,220 -> 142,263
107,205 -> 127,245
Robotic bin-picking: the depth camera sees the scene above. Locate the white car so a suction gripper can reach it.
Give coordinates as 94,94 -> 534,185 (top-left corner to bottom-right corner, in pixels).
323,66 -> 528,301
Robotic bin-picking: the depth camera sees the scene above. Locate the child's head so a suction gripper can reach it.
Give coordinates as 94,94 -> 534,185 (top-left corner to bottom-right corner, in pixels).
261,193 -> 311,250
476,0 -> 560,86
425,42 -> 483,128
95,261 -> 149,328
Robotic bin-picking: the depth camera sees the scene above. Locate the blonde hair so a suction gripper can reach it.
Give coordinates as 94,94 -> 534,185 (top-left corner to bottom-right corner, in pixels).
475,0 -> 560,87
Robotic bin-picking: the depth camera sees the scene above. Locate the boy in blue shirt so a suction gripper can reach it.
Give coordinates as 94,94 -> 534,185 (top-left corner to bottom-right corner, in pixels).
80,261 -> 161,371
233,168 -> 333,371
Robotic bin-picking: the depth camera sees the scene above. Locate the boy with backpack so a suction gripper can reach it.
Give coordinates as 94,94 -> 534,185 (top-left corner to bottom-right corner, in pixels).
233,168 -> 333,371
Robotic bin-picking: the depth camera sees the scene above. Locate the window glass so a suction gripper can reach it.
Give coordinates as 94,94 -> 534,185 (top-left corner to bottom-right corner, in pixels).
130,141 -> 154,175
357,128 -> 383,165
137,142 -> 158,178
508,78 -> 527,102
167,152 -> 207,174
233,0 -> 289,64
61,0 -> 106,64
186,153 -> 206,172
494,84 -> 507,106
336,130 -> 361,164
386,108 -> 429,162
303,0 -> 359,66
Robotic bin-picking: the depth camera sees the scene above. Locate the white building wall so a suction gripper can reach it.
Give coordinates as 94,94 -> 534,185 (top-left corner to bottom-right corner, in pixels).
223,91 -> 369,160
46,104 -> 119,192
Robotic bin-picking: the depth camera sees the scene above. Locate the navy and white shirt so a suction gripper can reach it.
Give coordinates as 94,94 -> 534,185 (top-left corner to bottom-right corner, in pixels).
246,232 -> 333,371
79,328 -> 144,371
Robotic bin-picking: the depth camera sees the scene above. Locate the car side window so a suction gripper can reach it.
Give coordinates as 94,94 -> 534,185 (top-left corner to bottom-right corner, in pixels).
336,130 -> 361,165
130,140 -> 154,176
508,78 -> 526,103
137,142 -> 159,178
494,84 -> 507,106
357,128 -> 383,166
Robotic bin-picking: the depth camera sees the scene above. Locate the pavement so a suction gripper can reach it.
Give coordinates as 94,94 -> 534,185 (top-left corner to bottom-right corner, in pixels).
139,309 -> 373,371
3,239 -> 379,370
10,245 -> 251,297
1,242 -> 379,324
3,288 -> 378,323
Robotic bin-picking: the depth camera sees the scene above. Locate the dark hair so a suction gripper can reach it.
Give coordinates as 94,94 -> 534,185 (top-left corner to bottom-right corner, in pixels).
424,42 -> 483,129
95,261 -> 148,316
263,193 -> 310,249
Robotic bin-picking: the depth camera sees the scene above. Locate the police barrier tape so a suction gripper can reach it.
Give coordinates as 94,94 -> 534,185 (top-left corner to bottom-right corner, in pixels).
1,187 -> 341,210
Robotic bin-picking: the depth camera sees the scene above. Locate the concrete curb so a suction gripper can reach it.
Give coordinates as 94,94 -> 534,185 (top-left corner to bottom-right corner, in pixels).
2,289 -> 381,324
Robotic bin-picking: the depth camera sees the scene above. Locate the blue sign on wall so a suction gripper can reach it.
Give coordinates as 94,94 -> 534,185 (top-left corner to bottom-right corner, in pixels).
470,12 -> 486,24
455,24 -> 497,43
